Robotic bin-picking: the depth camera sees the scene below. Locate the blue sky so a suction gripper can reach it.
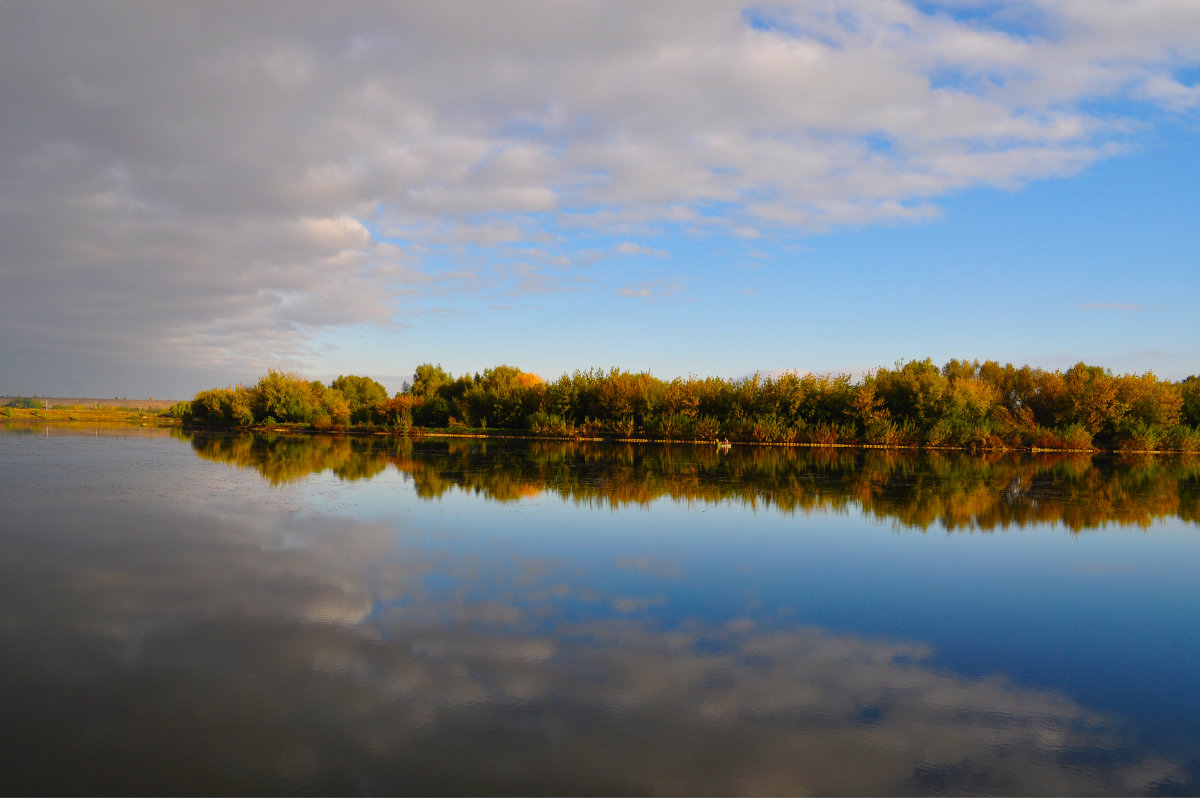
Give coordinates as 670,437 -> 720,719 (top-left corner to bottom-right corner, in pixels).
2,1 -> 1199,398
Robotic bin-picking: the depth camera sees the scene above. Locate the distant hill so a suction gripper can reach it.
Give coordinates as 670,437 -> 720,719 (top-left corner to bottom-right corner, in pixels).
1,396 -> 181,411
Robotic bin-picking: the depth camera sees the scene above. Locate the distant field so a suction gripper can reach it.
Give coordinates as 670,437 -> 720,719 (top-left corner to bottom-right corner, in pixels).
1,396 -> 181,410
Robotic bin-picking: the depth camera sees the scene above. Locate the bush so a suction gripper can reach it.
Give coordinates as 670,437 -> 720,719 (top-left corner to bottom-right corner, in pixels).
192,388 -> 236,425
330,375 -> 388,424
608,416 -> 636,438
413,395 -> 451,427
925,419 -> 953,448
1031,424 -> 1094,451
1116,420 -> 1160,452
750,414 -> 791,443
805,421 -> 853,446
720,417 -> 755,442
1162,425 -> 1200,452
692,416 -> 722,441
252,371 -> 320,425
644,412 -> 693,441
1059,424 -> 1095,451
167,401 -> 193,421
528,412 -> 574,437
862,418 -> 894,445
577,417 -> 607,438
944,420 -> 997,449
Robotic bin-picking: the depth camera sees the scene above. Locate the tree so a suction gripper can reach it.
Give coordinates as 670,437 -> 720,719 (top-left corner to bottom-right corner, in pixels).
252,370 -> 321,424
1179,376 -> 1200,427
410,363 -> 451,399
331,375 -> 388,423
873,359 -> 947,430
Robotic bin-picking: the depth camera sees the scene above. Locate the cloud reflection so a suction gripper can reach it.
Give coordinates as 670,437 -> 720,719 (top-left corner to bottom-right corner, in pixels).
0,471 -> 1194,796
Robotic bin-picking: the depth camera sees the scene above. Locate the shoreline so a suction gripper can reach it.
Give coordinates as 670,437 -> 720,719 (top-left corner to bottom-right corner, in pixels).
3,410 -> 1189,455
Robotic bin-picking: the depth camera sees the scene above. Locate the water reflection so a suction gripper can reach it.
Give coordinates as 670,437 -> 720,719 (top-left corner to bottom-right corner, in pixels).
1,491 -> 1192,795
185,430 -> 1200,530
4,425 -> 1199,795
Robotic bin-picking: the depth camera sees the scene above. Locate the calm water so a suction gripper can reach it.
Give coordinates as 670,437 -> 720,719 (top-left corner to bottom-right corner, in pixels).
2,423 -> 1199,795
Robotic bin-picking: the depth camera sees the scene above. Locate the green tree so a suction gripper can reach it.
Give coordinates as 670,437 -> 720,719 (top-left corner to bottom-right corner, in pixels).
874,359 -> 948,430
252,370 -> 321,424
331,374 -> 388,423
410,363 -> 451,399
1178,376 -> 1200,427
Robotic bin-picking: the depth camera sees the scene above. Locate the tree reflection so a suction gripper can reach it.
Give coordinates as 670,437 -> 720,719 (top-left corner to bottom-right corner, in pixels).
183,431 -> 1200,530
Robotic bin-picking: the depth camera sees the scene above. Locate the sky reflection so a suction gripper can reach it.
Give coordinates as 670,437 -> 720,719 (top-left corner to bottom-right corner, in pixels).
2,425 -> 1199,794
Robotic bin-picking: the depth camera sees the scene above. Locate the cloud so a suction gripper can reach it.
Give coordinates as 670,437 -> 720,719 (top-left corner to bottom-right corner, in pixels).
1,1 -> 1199,392
615,278 -> 689,301
614,241 -> 670,257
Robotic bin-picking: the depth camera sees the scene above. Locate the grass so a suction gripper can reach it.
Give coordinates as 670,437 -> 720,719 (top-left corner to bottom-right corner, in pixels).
2,407 -> 181,426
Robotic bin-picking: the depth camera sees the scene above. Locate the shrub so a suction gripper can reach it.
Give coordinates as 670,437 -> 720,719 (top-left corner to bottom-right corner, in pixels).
378,395 -> 419,429
608,416 -> 636,438
807,421 -> 852,446
1032,424 -> 1095,451
1162,425 -> 1200,452
398,418 -> 413,435
645,412 -> 693,441
229,390 -> 255,426
750,414 -> 791,443
167,401 -> 193,421
252,371 -> 320,424
1059,424 -> 1095,451
577,417 -> 607,438
330,375 -> 388,424
1116,420 -> 1160,452
413,395 -> 451,427
951,421 -> 996,450
924,419 -> 953,447
528,412 -> 574,437
692,416 -> 722,441
863,418 -> 901,446
191,388 -> 238,425
1181,377 -> 1200,427
720,417 -> 755,442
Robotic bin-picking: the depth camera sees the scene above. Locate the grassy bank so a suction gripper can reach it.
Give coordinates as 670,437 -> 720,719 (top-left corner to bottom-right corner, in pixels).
1,406 -> 181,426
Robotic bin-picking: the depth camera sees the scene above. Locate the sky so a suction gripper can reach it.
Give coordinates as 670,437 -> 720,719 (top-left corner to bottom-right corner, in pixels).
1,0 -> 1199,399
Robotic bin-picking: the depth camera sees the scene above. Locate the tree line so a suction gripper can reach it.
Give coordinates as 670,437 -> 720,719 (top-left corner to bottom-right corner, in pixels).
173,359 -> 1200,452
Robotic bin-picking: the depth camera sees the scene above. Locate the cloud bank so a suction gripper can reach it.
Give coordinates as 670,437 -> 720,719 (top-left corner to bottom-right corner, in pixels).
1,1 -> 1198,392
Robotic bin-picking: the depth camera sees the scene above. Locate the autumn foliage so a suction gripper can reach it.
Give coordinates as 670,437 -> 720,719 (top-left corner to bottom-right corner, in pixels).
181,359 -> 1200,452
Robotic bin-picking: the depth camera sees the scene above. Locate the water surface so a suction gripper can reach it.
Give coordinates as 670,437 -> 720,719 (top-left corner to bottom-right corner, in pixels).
2,423 -> 1198,795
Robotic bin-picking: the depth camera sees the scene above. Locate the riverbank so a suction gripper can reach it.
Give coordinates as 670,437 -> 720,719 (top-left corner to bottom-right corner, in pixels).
3,410 -> 1191,454
1,407 -> 180,426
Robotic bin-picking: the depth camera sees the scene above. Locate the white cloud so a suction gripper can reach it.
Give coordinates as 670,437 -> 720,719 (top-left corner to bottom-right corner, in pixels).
616,278 -> 688,301
1,1 -> 1198,391
614,241 -> 669,257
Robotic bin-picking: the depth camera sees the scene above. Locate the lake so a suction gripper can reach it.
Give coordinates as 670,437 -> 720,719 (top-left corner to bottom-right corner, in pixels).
2,422 -> 1199,795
